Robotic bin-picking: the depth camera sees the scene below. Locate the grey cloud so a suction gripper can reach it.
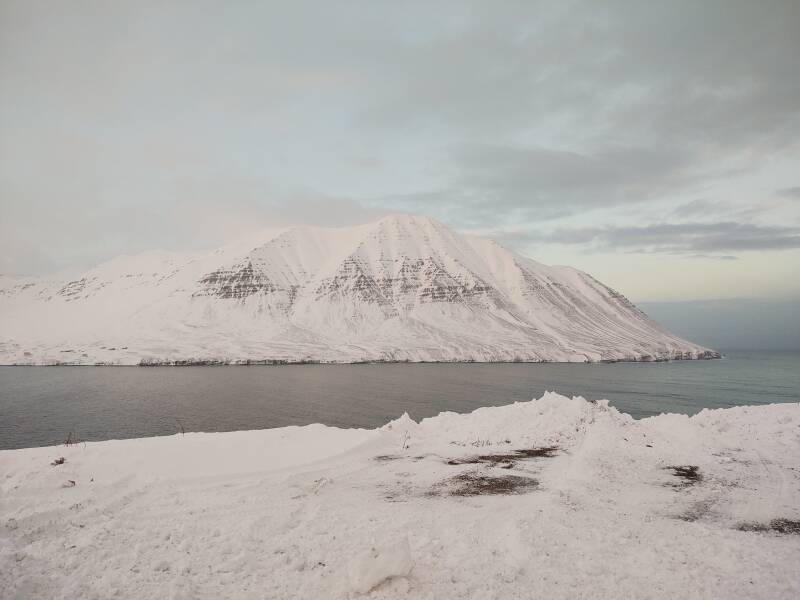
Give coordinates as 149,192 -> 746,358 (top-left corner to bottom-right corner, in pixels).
358,0 -> 800,148
368,141 -> 701,230
669,194 -> 800,224
362,1 -> 800,219
0,175 -> 386,275
669,199 -> 735,219
687,255 -> 739,261
2,0 -> 800,275
449,143 -> 694,217
456,144 -> 686,193
776,186 -> 800,199
537,222 -> 800,254
374,142 -> 710,228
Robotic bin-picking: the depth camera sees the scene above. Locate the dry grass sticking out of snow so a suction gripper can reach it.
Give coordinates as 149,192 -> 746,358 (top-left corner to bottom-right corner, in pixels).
1,392 -> 799,599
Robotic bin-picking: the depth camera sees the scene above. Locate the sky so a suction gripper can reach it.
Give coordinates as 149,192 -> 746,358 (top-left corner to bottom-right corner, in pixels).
1,0 -> 799,305
640,299 -> 799,351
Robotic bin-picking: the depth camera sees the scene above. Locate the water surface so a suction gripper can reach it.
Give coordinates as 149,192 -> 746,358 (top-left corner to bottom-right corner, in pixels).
1,350 -> 797,450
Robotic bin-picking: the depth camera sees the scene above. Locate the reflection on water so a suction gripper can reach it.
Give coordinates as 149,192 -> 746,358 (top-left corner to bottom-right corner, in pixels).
1,350 -> 798,450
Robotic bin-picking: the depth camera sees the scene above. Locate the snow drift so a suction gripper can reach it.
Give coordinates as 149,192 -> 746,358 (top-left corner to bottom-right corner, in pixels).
1,393 -> 797,599
0,214 -> 718,365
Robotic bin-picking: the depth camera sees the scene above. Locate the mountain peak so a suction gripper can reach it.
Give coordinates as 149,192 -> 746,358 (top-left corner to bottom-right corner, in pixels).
0,218 -> 717,365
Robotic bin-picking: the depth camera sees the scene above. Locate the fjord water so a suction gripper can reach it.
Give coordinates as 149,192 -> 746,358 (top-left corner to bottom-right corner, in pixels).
1,350 -> 798,450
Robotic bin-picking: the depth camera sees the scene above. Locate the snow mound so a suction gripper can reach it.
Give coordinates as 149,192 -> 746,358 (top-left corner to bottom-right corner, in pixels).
347,537 -> 413,593
1,392 -> 798,599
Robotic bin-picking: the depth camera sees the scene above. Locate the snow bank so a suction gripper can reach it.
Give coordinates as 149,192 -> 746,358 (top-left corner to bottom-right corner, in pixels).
347,537 -> 413,594
1,393 -> 798,599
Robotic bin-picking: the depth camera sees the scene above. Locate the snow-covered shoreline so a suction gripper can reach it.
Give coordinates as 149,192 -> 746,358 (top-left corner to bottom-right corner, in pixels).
3,350 -> 722,367
2,393 -> 798,599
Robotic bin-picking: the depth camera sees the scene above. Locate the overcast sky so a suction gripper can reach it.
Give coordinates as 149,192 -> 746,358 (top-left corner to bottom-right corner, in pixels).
2,0 -> 799,302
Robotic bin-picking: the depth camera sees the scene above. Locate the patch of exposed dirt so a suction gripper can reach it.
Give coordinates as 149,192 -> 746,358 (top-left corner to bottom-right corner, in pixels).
374,454 -> 433,463
434,472 -> 539,496
738,519 -> 800,535
665,465 -> 702,488
676,499 -> 715,522
446,457 -> 480,465
447,446 -> 558,466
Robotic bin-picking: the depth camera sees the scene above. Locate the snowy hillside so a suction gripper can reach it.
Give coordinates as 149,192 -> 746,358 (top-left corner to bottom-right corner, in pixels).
0,215 -> 718,365
1,393 -> 797,598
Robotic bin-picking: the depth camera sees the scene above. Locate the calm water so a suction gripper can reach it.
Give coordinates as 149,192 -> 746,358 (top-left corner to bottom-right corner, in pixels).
1,350 -> 798,450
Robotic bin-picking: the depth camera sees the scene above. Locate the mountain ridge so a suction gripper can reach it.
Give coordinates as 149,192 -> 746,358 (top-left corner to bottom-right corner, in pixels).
0,214 -> 719,365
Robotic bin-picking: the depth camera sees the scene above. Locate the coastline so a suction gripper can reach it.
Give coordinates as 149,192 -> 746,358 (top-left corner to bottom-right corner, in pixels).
3,350 -> 722,367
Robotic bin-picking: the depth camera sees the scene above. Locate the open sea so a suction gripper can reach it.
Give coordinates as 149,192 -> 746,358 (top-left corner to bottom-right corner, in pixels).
1,350 -> 798,450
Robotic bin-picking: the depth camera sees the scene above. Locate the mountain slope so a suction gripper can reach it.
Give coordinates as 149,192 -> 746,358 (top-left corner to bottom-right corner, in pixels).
0,215 -> 718,365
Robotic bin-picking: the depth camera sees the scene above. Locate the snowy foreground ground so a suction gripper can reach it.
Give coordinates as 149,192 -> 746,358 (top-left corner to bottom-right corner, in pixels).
2,393 -> 799,599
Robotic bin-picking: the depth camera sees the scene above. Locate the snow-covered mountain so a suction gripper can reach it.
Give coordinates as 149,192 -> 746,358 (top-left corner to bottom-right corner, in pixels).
0,215 -> 718,365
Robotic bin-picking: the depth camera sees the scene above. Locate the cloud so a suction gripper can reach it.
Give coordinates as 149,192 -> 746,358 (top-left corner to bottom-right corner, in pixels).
776,186 -> 800,199
1,0 -> 800,277
448,143 -> 694,218
362,1 -> 800,146
669,199 -> 735,219
0,178 -> 387,275
360,1 -> 800,220
527,222 -> 800,254
368,141 -> 706,228
687,254 -> 739,261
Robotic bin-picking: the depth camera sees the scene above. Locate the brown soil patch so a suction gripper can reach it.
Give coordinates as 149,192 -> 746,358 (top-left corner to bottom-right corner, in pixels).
447,446 -> 558,466
665,465 -> 702,487
738,519 -> 800,535
677,499 -> 714,522
438,472 -> 539,496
